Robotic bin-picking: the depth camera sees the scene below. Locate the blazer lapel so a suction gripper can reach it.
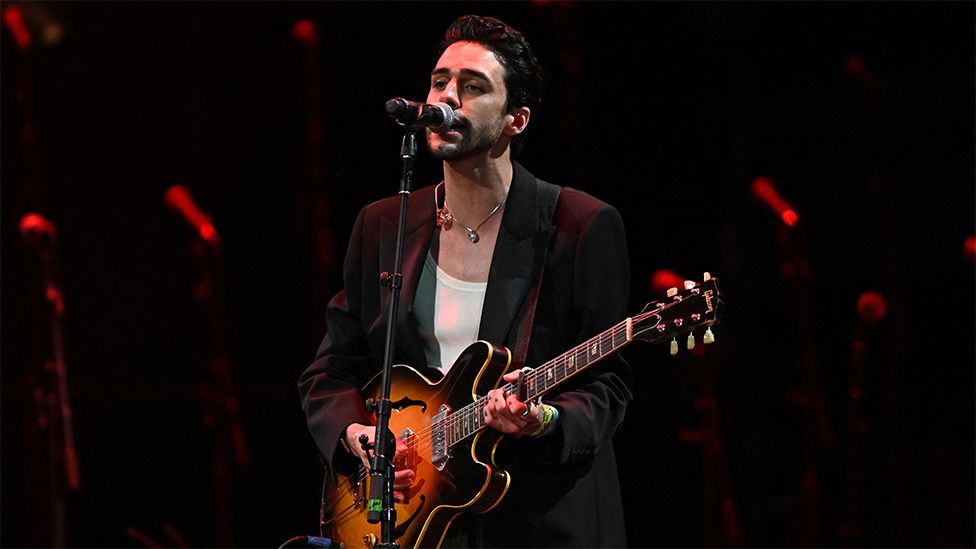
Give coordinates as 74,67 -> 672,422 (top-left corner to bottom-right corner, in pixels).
479,163 -> 554,350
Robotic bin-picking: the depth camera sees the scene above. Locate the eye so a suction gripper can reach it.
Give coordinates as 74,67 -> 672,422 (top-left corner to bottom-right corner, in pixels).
431,79 -> 447,90
464,83 -> 484,93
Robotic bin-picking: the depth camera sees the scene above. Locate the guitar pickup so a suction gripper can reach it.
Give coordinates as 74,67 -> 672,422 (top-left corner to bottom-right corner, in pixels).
431,404 -> 450,470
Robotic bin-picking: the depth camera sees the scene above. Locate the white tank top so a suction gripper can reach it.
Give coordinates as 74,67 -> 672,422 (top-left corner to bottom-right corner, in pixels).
413,252 -> 488,375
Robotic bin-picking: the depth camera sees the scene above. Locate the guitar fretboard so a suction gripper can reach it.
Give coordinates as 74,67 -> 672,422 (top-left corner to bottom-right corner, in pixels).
439,317 -> 636,448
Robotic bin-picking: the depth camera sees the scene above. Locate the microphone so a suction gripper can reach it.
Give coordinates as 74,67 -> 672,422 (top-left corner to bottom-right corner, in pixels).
164,184 -> 222,249
385,98 -> 455,133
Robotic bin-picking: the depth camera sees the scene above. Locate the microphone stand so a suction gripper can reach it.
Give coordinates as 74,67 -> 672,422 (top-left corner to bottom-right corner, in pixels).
20,216 -> 81,548
365,129 -> 418,549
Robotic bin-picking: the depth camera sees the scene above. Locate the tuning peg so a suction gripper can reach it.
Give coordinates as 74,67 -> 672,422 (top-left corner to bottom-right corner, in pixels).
670,337 -> 678,356
686,333 -> 696,350
703,327 -> 715,344
683,280 -> 696,290
666,287 -> 678,298
703,272 -> 711,281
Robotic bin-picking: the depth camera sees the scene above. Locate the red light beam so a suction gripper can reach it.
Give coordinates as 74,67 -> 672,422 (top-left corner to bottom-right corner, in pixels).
164,185 -> 222,249
2,6 -> 32,50
751,176 -> 799,227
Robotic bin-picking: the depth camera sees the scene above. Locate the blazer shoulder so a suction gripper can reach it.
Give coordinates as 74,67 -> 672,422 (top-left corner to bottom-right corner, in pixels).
555,187 -> 621,229
359,184 -> 437,223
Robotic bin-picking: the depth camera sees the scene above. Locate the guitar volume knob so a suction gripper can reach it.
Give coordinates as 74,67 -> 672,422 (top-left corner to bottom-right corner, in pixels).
363,533 -> 377,548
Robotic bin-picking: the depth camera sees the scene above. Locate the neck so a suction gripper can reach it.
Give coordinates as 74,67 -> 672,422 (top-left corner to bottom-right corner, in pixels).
442,149 -> 513,221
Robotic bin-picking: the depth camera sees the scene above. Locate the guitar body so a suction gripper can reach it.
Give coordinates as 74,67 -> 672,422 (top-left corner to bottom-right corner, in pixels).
322,341 -> 514,549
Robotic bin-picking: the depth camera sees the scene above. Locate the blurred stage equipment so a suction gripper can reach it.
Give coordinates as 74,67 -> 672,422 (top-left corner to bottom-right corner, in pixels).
125,523 -> 188,548
2,4 -> 31,49
290,16 -> 338,338
661,268 -> 741,545
751,176 -> 832,546
751,176 -> 799,228
164,185 -> 248,547
838,290 -> 888,544
18,212 -> 81,548
164,184 -> 222,249
2,3 -> 64,48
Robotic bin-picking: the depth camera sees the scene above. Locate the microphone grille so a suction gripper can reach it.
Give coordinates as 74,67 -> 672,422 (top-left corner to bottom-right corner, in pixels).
429,103 -> 455,134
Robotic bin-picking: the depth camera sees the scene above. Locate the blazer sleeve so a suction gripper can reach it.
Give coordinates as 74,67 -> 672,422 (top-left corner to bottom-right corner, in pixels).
525,203 -> 634,465
298,206 -> 376,475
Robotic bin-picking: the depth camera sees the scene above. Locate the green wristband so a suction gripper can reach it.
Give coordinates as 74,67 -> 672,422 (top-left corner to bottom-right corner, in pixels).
531,404 -> 557,437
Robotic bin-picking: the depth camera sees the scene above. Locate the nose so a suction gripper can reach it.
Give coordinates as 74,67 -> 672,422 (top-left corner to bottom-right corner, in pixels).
437,79 -> 461,110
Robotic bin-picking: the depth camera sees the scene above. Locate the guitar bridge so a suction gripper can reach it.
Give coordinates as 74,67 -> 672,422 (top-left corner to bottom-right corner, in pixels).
431,404 -> 451,470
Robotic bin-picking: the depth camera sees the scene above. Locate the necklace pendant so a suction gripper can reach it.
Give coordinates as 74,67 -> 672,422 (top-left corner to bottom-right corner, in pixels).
436,207 -> 453,228
466,229 -> 480,243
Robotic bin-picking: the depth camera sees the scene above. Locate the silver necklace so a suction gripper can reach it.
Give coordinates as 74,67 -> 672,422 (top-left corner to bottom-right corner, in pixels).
434,182 -> 506,243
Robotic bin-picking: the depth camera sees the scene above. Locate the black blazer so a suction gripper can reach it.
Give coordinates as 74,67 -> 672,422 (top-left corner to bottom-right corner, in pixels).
300,162 -> 633,547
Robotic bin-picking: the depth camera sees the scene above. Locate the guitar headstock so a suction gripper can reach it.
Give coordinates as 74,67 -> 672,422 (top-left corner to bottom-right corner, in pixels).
632,273 -> 723,354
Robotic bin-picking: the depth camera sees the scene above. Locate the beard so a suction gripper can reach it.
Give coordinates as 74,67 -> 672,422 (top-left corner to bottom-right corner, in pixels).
427,117 -> 505,161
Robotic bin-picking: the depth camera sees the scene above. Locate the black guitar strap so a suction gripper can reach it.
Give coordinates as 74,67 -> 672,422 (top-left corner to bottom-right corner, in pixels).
512,178 -> 561,368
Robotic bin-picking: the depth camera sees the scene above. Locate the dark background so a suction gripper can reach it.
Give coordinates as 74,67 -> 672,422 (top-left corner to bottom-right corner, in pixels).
3,2 -> 973,547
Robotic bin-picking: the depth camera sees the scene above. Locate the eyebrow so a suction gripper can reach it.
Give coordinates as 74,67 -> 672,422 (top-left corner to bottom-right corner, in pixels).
431,67 -> 492,82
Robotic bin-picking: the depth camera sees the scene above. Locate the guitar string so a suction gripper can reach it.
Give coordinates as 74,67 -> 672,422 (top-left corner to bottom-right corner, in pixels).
433,320 -> 634,441
401,320 -> 632,449
396,321 -> 627,450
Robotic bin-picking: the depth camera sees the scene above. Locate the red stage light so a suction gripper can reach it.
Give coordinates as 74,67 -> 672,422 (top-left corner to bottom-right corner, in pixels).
164,185 -> 222,249
650,268 -> 685,295
291,19 -> 318,47
856,291 -> 887,323
964,235 -> 976,263
751,176 -> 800,228
2,6 -> 31,50
844,55 -> 865,75
781,209 -> 798,227
19,212 -> 57,238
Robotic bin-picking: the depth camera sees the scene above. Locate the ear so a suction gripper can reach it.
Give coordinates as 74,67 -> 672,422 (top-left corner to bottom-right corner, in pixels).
502,106 -> 531,137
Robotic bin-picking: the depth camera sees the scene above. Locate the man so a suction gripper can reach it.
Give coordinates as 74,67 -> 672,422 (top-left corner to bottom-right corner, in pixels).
299,15 -> 632,547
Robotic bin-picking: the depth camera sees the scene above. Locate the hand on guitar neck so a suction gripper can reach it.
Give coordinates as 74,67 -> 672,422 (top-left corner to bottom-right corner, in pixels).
342,423 -> 416,503
483,371 -> 547,437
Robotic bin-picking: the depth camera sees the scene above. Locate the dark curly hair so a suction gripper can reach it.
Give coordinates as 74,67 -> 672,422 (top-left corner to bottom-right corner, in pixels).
437,15 -> 545,155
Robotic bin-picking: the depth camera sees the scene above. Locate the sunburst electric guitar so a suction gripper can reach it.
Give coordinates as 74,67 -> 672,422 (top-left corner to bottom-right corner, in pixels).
321,274 -> 723,548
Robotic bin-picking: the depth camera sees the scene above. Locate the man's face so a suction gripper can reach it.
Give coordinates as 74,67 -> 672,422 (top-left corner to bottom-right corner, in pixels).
425,41 -> 510,161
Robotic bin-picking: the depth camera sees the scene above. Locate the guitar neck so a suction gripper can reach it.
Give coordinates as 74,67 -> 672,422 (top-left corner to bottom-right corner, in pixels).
443,318 -> 633,448
517,317 -> 633,402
